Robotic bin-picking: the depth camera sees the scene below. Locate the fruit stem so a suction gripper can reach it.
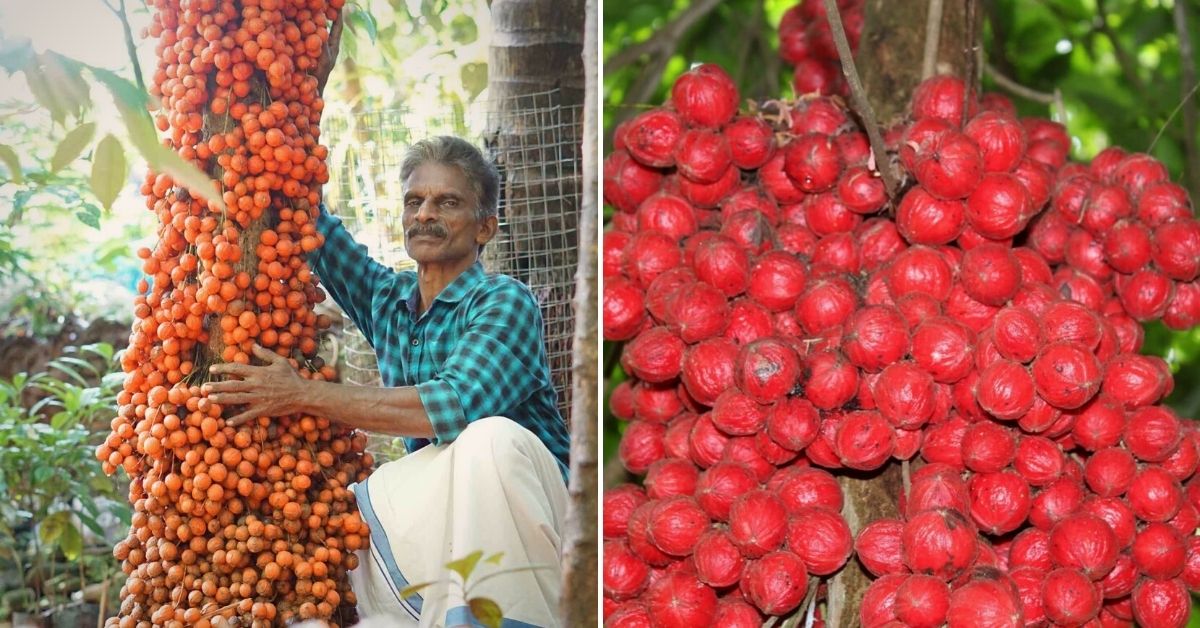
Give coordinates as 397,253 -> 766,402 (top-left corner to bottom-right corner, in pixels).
822,0 -> 900,201
921,0 -> 945,80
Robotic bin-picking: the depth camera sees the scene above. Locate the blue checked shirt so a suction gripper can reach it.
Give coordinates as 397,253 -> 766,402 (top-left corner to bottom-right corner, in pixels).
309,207 -> 571,480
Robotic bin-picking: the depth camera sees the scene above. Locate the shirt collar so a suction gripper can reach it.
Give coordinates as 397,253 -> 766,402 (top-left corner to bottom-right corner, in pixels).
405,261 -> 486,314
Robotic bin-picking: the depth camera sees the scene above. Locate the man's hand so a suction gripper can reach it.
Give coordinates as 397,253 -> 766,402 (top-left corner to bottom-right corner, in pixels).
204,344 -> 309,427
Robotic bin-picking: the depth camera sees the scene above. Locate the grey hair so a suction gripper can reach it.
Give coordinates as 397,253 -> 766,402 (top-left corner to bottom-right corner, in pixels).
399,136 -> 500,221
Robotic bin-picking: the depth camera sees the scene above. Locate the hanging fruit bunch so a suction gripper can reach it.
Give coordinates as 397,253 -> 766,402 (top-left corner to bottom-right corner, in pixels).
96,1 -> 374,626
602,5 -> 1200,628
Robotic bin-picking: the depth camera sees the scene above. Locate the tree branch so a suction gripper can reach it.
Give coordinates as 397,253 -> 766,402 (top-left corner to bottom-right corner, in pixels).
1094,0 -> 1145,92
823,0 -> 899,199
603,0 -> 723,79
984,62 -> 1056,104
1173,0 -> 1200,198
963,0 -> 980,116
104,0 -> 146,93
921,0 -> 945,80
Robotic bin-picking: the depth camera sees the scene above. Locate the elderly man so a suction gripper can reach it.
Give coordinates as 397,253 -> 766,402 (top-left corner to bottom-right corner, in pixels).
204,136 -> 571,627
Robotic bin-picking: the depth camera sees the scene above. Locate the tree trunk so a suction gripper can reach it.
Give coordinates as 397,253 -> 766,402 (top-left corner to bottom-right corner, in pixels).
826,2 -> 978,626
559,1 -> 598,624
485,0 -> 586,419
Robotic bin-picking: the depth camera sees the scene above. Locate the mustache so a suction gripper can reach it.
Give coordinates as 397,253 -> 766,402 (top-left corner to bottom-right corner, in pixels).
407,224 -> 449,239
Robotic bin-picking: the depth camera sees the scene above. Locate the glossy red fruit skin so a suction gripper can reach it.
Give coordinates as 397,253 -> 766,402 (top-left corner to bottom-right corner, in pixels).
678,161 -> 741,208
991,306 -> 1041,363
681,337 -> 739,407
688,414 -> 729,469
1080,497 -> 1138,550
838,165 -> 887,214
785,506 -> 853,575
836,410 -> 896,470
842,305 -> 910,373
648,496 -> 710,557
886,245 -> 954,301
1124,405 -> 1182,462
1131,577 -> 1190,628
1083,447 -> 1137,497
645,570 -> 719,628
622,327 -> 685,384
784,132 -> 844,193
966,172 -> 1033,240
770,465 -> 845,514
911,317 -> 975,383
603,277 -> 646,341
894,574 -> 951,628
1131,521 -> 1186,580
622,231 -> 682,289
1181,536 -> 1200,592
675,129 -> 733,184
765,397 -> 820,452
605,540 -> 652,600
860,573 -> 907,627
945,568 -> 1025,628
695,462 -> 757,521
711,599 -> 762,627
1008,566 -> 1048,626
1104,355 -> 1168,408
667,283 -> 730,344
1008,527 -> 1053,571
604,484 -> 649,539
795,276 -> 858,335
692,528 -> 745,588
1118,268 -> 1175,321
871,361 -> 936,430
895,187 -> 969,246
605,150 -> 666,213
1032,341 -> 1103,410
724,299 -> 774,346
671,63 -> 739,129
1041,567 -> 1101,626
976,360 -> 1036,421
729,489 -> 789,558
1048,513 -> 1120,580
1137,181 -> 1193,226
748,251 -> 808,312
626,109 -> 685,168
911,74 -> 972,126
855,517 -> 907,577
960,243 -> 1022,306
902,509 -> 979,580
803,349 -> 860,410
619,421 -> 667,475
913,131 -> 984,200
741,550 -> 809,616
961,421 -> 1017,473
746,338 -> 803,395
724,116 -> 776,170
968,469 -> 1032,535
964,110 -> 1026,172
1128,466 -> 1184,523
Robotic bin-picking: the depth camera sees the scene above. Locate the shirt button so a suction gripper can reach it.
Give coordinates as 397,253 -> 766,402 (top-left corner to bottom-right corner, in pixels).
411,338 -> 420,346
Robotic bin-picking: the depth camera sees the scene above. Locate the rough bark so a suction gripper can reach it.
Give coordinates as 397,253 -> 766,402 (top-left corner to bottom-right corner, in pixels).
485,0 -> 586,417
826,2 -> 978,626
559,1 -> 599,623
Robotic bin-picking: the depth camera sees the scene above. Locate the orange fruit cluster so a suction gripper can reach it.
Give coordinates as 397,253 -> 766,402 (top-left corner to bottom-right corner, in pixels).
95,0 -> 374,626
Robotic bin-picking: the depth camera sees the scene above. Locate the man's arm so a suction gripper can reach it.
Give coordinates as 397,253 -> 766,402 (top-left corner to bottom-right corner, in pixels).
307,208 -> 403,346
205,344 -> 435,437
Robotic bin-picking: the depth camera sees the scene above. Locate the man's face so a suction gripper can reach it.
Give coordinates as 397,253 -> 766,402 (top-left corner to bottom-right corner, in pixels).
401,162 -> 496,265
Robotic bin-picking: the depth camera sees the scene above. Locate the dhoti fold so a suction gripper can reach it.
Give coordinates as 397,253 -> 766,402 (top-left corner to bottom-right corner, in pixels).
347,416 -> 569,627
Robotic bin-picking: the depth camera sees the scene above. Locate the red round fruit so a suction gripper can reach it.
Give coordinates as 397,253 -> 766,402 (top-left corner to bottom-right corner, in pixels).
896,186 -> 967,245
671,63 -> 739,128
604,150 -> 666,213
894,575 -> 951,628
724,116 -> 776,170
729,489 -> 788,558
913,131 -> 984,200
1131,521 -> 1186,580
1124,405 -> 1182,462
637,192 -> 699,241
1084,447 -> 1137,498
695,462 -> 757,521
649,496 -> 710,556
604,484 -> 648,539
1080,497 -> 1138,549
766,397 -> 820,452
619,421 -> 666,475
604,277 -> 646,341
1048,513 -> 1120,579
644,571 -> 718,628
836,410 -> 896,471
604,540 -> 651,600
795,276 -> 858,335
976,360 -> 1036,421
736,338 -> 802,404
803,350 -> 860,410
711,598 -> 761,627
622,327 -> 685,383
645,458 -> 700,500
1131,577 -> 1190,628
902,509 -> 978,580
906,464 -> 970,518
945,568 -> 1024,628
1029,477 -> 1086,531
962,421 -> 1018,473
964,110 -> 1026,172
838,165 -> 887,214
1008,527 -> 1052,571
919,414 -> 971,469
688,414 -> 730,469
622,231 -> 682,289
747,251 -> 808,312
886,245 -> 954,301
667,282 -> 730,343
961,243 -> 1022,306
692,529 -> 745,588
911,74 -> 972,125
969,470 -> 1032,535
860,573 -> 907,627
1009,566 -> 1047,625
681,337 -> 739,407
911,317 -> 975,383
676,129 -> 733,184
785,506 -> 853,575
784,133 -> 843,193
741,550 -> 809,616
1032,341 -> 1103,410
966,172 -> 1033,240
1071,396 -> 1128,452
991,306 -> 1041,363
855,518 -> 907,577
1041,567 -> 1101,625
691,234 -> 750,297
1137,181 -> 1193,226
842,306 -> 910,373
1128,465 -> 1184,522
872,361 -> 936,430
1117,268 -> 1175,322
679,161 -> 741,208
625,109 -> 685,168
770,466 -> 844,514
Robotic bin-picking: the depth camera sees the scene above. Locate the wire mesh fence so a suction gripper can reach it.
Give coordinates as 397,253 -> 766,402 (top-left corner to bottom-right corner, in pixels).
319,89 -> 582,461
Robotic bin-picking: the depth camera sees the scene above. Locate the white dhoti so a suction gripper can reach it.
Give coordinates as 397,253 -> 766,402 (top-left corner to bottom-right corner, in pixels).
347,416 -> 569,628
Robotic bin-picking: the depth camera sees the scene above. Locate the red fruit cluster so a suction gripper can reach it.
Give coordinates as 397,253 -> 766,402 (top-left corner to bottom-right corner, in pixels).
778,0 -> 864,97
603,61 -> 1200,627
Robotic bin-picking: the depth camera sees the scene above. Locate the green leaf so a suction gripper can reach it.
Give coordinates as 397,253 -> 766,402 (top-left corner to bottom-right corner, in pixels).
75,211 -> 100,230
467,597 -> 503,628
59,521 -> 82,560
38,510 -> 71,546
40,52 -> 92,122
446,550 -> 484,583
0,37 -> 34,74
50,411 -> 72,429
484,552 -> 504,566
398,581 -> 436,599
461,62 -> 488,101
0,144 -> 22,183
50,122 -> 97,173
347,6 -> 379,43
142,143 -> 226,211
90,134 -> 127,210
449,15 -> 478,44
